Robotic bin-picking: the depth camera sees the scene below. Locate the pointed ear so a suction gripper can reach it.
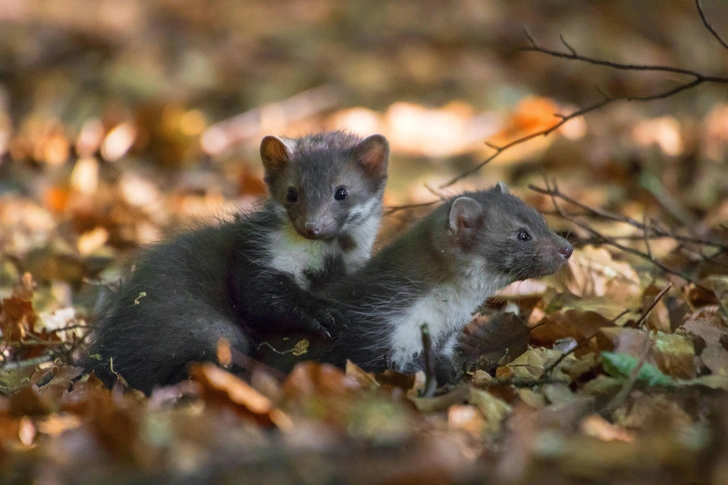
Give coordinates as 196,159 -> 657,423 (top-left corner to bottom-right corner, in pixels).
496,181 -> 509,194
260,136 -> 292,176
449,197 -> 483,236
354,134 -> 389,177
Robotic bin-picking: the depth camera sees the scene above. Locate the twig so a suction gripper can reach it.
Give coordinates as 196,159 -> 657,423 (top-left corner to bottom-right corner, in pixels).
436,4 -> 728,190
0,354 -> 53,370
634,282 -> 672,329
529,184 -> 728,250
420,324 -> 438,398
385,200 -> 438,215
696,0 -> 728,51
541,309 -> 630,378
604,331 -> 653,414
531,183 -> 700,284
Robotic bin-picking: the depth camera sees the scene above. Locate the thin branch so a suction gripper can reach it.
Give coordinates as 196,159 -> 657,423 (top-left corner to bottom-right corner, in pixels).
634,282 -> 672,329
435,28 -> 728,190
420,324 -> 438,398
559,34 -> 577,56
696,0 -> 728,51
385,200 -> 438,215
530,184 -> 728,250
531,183 -> 702,284
521,36 -> 723,78
605,331 -> 653,414
540,310 -> 632,379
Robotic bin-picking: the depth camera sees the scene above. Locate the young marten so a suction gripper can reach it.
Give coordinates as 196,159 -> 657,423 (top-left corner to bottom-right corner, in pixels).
255,183 -> 573,384
88,131 -> 389,394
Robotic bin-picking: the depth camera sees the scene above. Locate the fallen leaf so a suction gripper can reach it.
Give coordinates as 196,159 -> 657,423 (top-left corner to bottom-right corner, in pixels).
190,363 -> 292,429
530,309 -> 614,355
468,387 -> 512,434
580,414 -> 635,442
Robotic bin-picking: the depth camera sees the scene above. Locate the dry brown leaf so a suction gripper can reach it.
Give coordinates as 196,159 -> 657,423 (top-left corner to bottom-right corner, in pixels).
561,246 -> 642,302
537,395 -> 595,430
499,347 -> 575,381
612,392 -> 692,431
701,344 -> 728,376
9,386 -> 53,417
680,308 -> 728,347
488,96 -> 561,147
448,404 -> 485,434
461,312 -> 530,368
409,385 -> 469,413
190,362 -> 291,429
468,387 -> 512,434
530,309 -> 614,355
345,360 -> 380,390
580,414 -> 635,442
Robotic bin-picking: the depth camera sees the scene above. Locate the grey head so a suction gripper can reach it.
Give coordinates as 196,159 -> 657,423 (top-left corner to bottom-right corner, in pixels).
440,182 -> 573,282
260,131 -> 389,240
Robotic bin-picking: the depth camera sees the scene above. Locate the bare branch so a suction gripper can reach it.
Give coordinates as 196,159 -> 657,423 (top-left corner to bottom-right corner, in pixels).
529,184 -> 728,250
521,41 -> 718,78
385,200 -> 438,215
696,0 -> 728,51
420,324 -> 438,398
595,85 -> 612,100
397,18 -> 728,201
634,282 -> 672,328
605,329 -> 654,413
559,35 -> 577,56
530,182 -> 702,284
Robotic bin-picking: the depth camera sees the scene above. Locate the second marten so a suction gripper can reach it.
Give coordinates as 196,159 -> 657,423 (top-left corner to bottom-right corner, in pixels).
255,183 -> 573,384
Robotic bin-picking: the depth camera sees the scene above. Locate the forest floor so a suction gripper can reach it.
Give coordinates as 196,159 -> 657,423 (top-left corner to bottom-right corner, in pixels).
1,1 -> 728,483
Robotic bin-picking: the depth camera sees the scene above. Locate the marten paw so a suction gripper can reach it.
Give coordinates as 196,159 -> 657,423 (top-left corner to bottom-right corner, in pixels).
295,304 -> 348,339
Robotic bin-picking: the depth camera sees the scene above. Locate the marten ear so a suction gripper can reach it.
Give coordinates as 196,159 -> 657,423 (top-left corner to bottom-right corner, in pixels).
496,181 -> 509,194
260,136 -> 292,176
449,197 -> 483,237
355,134 -> 389,177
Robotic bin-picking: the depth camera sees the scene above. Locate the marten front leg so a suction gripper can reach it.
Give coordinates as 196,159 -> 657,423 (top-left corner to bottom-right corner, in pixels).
227,254 -> 346,339
304,254 -> 346,290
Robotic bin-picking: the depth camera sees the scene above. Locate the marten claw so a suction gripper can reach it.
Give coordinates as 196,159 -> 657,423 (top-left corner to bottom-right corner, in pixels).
300,314 -> 335,340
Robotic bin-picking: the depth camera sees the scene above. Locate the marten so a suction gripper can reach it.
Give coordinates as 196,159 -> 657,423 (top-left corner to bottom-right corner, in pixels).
255,183 -> 573,385
87,131 -> 389,394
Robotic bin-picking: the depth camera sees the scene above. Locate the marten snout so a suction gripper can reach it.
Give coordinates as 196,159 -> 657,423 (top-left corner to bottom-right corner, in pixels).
559,243 -> 573,260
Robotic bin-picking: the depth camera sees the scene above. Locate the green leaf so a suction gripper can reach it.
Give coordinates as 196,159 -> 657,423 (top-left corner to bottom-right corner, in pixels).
600,351 -> 675,387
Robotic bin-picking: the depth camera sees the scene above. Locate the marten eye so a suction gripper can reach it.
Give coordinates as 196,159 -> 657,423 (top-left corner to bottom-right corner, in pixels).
286,188 -> 298,203
334,187 -> 348,201
517,230 -> 532,242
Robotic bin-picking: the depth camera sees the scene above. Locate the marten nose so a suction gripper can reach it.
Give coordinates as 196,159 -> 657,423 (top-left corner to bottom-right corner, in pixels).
304,222 -> 322,236
559,244 -> 573,260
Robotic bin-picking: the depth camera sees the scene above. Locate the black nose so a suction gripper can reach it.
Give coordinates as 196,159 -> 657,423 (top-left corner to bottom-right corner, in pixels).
559,244 -> 573,260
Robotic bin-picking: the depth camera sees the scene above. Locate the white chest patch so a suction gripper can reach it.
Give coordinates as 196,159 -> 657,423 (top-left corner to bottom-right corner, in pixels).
267,231 -> 337,289
387,261 -> 506,373
266,202 -> 382,288
342,207 -> 381,271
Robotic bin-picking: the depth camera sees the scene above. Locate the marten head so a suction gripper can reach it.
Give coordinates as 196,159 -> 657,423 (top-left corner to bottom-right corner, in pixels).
260,131 -> 389,240
444,183 -> 572,283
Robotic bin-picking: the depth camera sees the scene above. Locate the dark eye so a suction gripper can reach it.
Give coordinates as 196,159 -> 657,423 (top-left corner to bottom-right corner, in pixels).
286,188 -> 298,203
334,187 -> 347,201
518,230 -> 532,242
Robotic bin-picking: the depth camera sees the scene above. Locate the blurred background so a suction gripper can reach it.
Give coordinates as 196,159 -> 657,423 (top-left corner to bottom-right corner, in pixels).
1,0 -> 728,305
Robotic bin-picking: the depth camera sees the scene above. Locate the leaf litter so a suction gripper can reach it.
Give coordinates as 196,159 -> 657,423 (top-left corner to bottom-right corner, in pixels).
1,1 -> 728,483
